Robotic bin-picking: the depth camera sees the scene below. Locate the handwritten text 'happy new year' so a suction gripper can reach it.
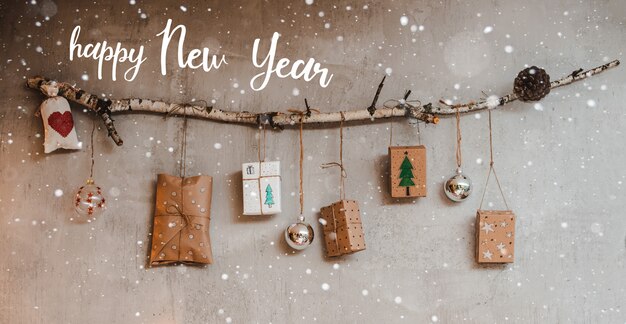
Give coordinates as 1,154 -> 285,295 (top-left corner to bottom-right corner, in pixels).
69,19 -> 333,91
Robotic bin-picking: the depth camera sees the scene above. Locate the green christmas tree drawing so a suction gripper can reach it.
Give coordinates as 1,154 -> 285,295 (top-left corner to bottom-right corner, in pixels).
264,184 -> 274,208
398,152 -> 415,196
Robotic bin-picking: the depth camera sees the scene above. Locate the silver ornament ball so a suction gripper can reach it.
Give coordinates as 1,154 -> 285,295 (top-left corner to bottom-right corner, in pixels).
444,168 -> 472,202
284,218 -> 314,250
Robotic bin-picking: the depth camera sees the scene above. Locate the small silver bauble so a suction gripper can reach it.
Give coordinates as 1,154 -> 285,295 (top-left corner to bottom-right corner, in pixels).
284,216 -> 314,250
444,168 -> 472,202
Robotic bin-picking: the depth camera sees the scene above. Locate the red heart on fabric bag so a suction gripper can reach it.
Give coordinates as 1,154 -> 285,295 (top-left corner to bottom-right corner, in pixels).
47,111 -> 75,137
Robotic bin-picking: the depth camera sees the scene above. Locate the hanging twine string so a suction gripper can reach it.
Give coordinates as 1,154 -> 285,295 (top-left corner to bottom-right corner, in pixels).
455,107 -> 462,169
256,124 -> 268,215
321,112 -> 347,201
383,97 -> 422,146
179,113 -> 189,179
417,120 -> 422,145
479,110 -> 510,210
287,107 -> 316,218
389,117 -> 394,146
89,119 -> 96,179
257,123 -> 267,163
298,117 -> 305,217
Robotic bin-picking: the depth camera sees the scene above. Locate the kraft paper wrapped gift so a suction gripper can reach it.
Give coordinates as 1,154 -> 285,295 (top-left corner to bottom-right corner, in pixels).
319,200 -> 366,257
242,161 -> 281,215
389,145 -> 427,198
150,174 -> 213,266
476,210 -> 515,264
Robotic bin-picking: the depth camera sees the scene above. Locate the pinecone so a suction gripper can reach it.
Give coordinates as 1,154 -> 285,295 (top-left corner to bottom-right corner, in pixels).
513,66 -> 551,101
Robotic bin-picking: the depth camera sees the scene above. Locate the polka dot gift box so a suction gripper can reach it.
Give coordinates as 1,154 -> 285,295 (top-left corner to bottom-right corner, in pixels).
149,174 -> 213,266
319,200 -> 366,257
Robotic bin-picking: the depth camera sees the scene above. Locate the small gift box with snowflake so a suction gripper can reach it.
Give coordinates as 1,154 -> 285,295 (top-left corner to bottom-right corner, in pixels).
476,210 -> 515,264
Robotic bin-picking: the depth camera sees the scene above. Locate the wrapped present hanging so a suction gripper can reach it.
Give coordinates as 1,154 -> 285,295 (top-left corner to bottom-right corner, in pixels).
242,161 -> 281,215
389,145 -> 427,198
40,96 -> 81,153
319,117 -> 365,257
476,210 -> 515,263
476,110 -> 515,264
149,174 -> 213,266
319,200 -> 366,257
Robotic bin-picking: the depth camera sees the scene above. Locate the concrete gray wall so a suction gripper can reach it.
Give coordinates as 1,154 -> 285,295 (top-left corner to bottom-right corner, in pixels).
1,0 -> 624,323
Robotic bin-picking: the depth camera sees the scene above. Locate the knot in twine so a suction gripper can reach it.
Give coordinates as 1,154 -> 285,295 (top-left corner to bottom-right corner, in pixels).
383,98 -> 422,110
287,107 -> 321,120
165,204 -> 198,228
320,162 -> 347,179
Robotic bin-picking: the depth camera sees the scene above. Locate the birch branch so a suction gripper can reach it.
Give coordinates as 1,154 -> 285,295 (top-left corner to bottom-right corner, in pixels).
434,59 -> 620,114
26,59 -> 619,146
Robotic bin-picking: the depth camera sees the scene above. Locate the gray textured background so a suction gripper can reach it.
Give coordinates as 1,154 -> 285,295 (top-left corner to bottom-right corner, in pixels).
1,0 -> 625,323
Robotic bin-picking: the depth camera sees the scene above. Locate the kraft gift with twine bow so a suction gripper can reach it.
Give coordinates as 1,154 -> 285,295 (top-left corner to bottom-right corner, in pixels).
149,103 -> 214,266
319,112 -> 366,257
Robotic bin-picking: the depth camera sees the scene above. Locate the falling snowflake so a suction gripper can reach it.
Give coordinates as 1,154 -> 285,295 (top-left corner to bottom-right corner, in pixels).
400,16 -> 409,26
486,95 -> 500,108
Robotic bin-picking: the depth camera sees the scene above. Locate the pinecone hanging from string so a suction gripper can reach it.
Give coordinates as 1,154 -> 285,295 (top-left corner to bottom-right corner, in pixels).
513,66 -> 551,101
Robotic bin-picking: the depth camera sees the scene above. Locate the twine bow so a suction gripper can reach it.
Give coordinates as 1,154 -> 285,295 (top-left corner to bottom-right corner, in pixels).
384,95 -> 422,146
165,204 -> 198,228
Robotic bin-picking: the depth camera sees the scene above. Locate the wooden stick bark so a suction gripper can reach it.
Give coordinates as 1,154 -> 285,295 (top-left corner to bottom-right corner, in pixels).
26,59 -> 619,146
434,59 -> 620,114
